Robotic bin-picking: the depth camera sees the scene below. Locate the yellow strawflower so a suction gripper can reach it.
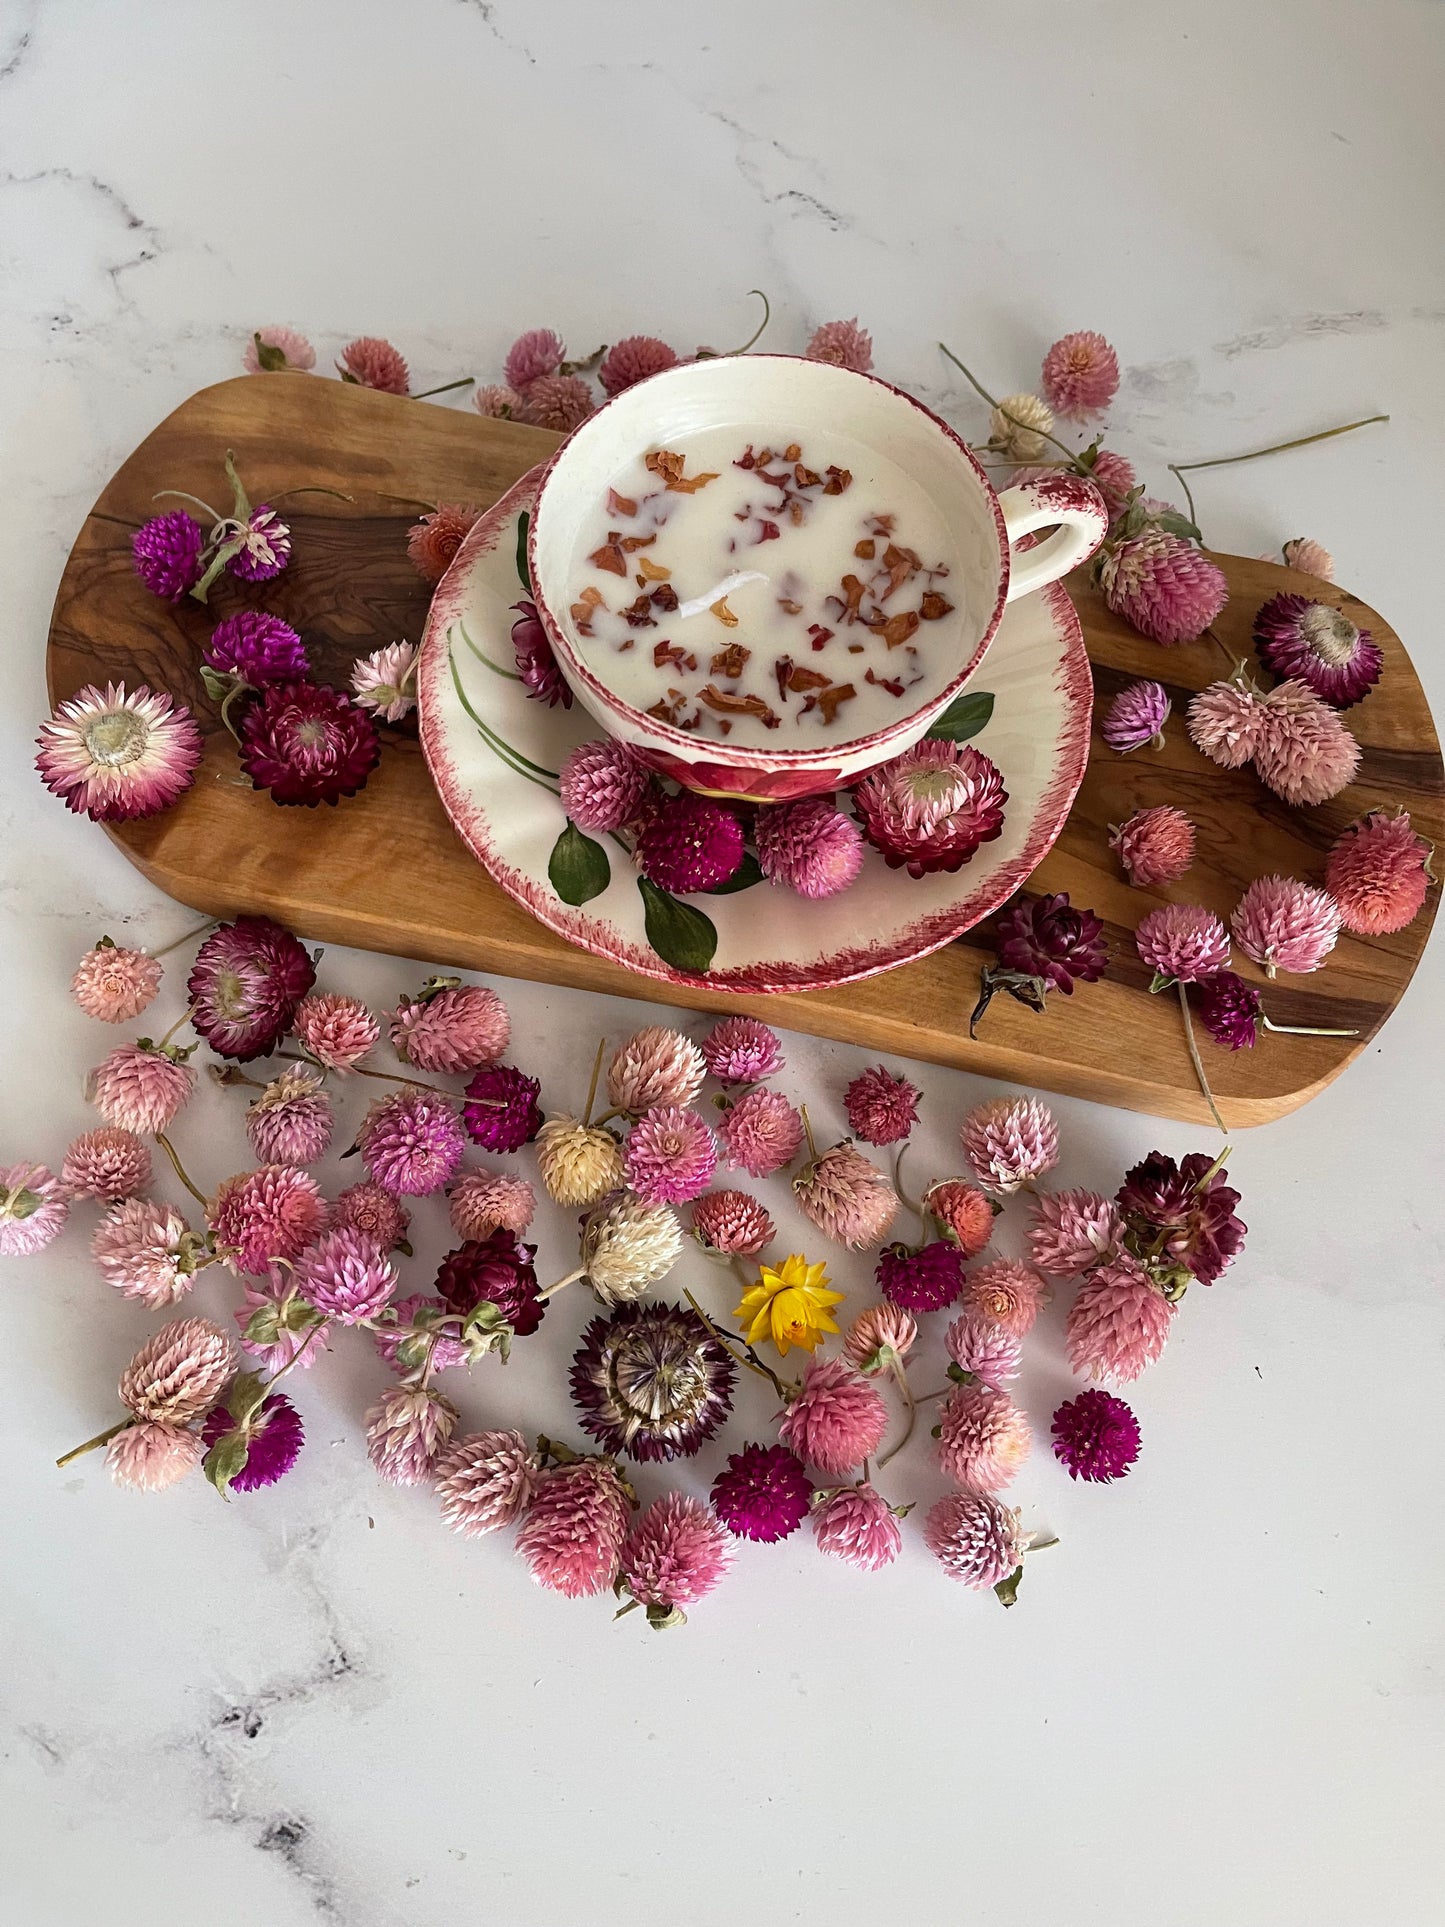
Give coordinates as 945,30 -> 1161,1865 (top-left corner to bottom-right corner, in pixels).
734,1253 -> 844,1357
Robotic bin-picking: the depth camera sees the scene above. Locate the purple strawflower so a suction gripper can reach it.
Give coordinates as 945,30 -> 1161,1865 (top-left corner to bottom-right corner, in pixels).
132,511 -> 205,601
187,914 -> 316,1061
570,1301 -> 735,1462
1051,1389 -> 1140,1482
1253,593 -> 1383,709
1116,1151 -> 1246,1285
201,1392 -> 305,1491
228,505 -> 292,582
710,1441 -> 812,1542
511,599 -> 572,708
462,1063 -> 542,1152
1102,678 -> 1171,752
1194,970 -> 1262,1050
238,681 -> 381,808
876,1240 -> 964,1313
637,791 -> 745,893
994,892 -> 1108,994
204,611 -> 310,689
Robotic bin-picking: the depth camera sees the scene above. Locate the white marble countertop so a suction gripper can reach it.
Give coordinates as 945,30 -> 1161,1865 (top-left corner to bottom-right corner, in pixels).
3,4 -> 1443,1923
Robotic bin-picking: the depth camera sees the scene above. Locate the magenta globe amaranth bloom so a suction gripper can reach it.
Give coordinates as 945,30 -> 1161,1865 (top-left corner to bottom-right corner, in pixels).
711,1442 -> 812,1542
637,791 -> 745,893
204,611 -> 309,689
132,511 -> 205,601
201,1393 -> 305,1492
462,1063 -> 543,1153
1052,1389 -> 1141,1482
876,1240 -> 964,1312
512,599 -> 572,707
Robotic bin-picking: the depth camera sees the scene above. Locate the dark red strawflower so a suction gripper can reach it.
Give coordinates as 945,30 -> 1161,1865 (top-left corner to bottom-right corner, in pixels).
1051,1389 -> 1140,1483
570,1301 -> 736,1462
511,599 -> 572,708
462,1063 -> 543,1152
710,1441 -> 812,1542
433,1229 -> 543,1335
1117,1151 -> 1246,1285
876,1240 -> 964,1312
238,681 -> 381,807
637,791 -> 745,893
204,611 -> 310,689
132,511 -> 205,601
201,1392 -> 305,1491
994,892 -> 1108,994
1194,971 -> 1261,1051
188,915 -> 316,1061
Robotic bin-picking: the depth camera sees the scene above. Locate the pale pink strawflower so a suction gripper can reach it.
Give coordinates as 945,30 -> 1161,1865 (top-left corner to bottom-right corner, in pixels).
72,943 -> 162,1023
473,383 -> 523,418
619,1493 -> 733,1618
843,1301 -> 918,1375
701,1017 -> 785,1086
351,641 -> 420,722
559,738 -> 651,833
961,1096 -> 1059,1193
293,1224 -> 397,1324
434,1430 -> 540,1537
794,1141 -> 899,1249
390,982 -> 510,1076
1326,809 -> 1433,936
0,1162 -> 68,1256
1027,1189 -> 1123,1275
243,326 -> 316,374
1066,1258 -> 1175,1382
959,1258 -> 1049,1337
1111,806 -> 1196,889
365,1385 -> 459,1486
36,681 -> 202,822
1103,678 -> 1171,754
107,1420 -> 203,1492
358,1089 -> 467,1196
92,1198 -> 200,1307
62,1127 -> 151,1201
624,1104 -> 719,1205
1100,531 -> 1228,644
925,1491 -> 1027,1590
337,336 -> 409,393
245,1066 -> 334,1166
599,335 -> 681,397
1253,679 -> 1362,806
504,328 -> 565,391
1135,903 -> 1232,984
208,1165 -> 327,1277
1231,875 -> 1342,977
516,1457 -> 632,1599
719,1087 -> 805,1179
1281,537 -> 1335,581
520,374 -> 594,432
927,1180 -> 996,1258
690,1188 -> 775,1257
843,1065 -> 920,1146
332,1181 -> 411,1252
812,1483 -> 902,1571
1041,330 -> 1120,420
754,796 -> 865,899
291,992 -> 380,1072
120,1316 -> 235,1424
449,1169 -> 536,1240
937,1382 -> 1032,1491
780,1358 -> 888,1478
943,1314 -> 1022,1391
234,1271 -> 327,1374
607,1027 -> 706,1114
1187,679 -> 1268,770
88,1044 -> 196,1135
805,318 -> 873,373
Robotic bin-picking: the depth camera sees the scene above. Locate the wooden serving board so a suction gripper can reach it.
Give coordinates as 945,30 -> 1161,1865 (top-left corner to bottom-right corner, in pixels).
47,376 -> 1443,1126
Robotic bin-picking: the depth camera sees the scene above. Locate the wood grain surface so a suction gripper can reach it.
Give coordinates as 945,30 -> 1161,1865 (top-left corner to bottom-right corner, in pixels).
46,376 -> 1443,1126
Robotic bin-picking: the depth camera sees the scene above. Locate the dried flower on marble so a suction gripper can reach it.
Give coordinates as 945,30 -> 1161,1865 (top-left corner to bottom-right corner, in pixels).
637,791 -> 746,893
91,1198 -> 204,1306
0,1162 -> 69,1257
1102,678 -> 1171,754
338,335 -> 410,392
812,1483 -> 902,1571
936,1382 -> 1032,1491
516,1457 -> 632,1599
961,1095 -> 1059,1193
607,1027 -> 706,1115
1134,903 -> 1231,986
844,1301 -> 918,1377
943,1314 -> 1022,1391
293,1225 -> 397,1325
351,642 -> 420,723
735,1251 -> 844,1357
244,325 -> 315,374
511,599 -> 573,709
105,1420 -> 201,1492
1026,1189 -> 1123,1276
924,1490 -> 1027,1591
365,1385 -> 458,1486
120,1315 -> 235,1425
1116,1151 -> 1246,1286
1193,970 -> 1262,1050
291,992 -> 380,1072
875,1240 -> 964,1313
461,1064 -> 542,1155
925,1180 -> 996,1258
1253,593 -> 1381,709
691,1187 -> 776,1257
988,392 -> 1055,460
1252,679 -> 1361,806
1187,678 -> 1268,770
536,1115 -> 625,1208
448,1169 -> 536,1241
559,737 -> 651,833
1040,330 -> 1120,420
700,1016 -> 784,1086
1098,529 -> 1228,644
571,1301 -> 736,1463
209,1165 -> 327,1276
331,1183 -> 410,1254
853,739 -> 1007,878
625,1104 -> 719,1205
189,915 -> 316,1061
62,1127 -> 151,1202
72,941 -> 162,1024
778,1356 -> 888,1477
131,511 -> 205,601
1052,1389 -> 1140,1483
88,1043 -> 196,1136
37,682 -> 203,822
617,1493 -> 734,1627
1326,809 -> 1433,936
793,1140 -> 899,1249
391,979 -> 509,1076
204,611 -> 309,691
711,1442 -> 811,1543
519,373 -> 595,432
434,1230 -> 544,1338
238,680 -> 382,808
958,1257 -> 1049,1337
578,1192 -> 684,1305
434,1429 -> 540,1537
1231,875 -> 1341,977
843,1066 -> 920,1146
201,1392 -> 305,1493
754,796 -> 865,899
371,1295 -> 470,1376
504,328 -> 565,391
1111,806 -> 1196,889
234,1274 -> 327,1375
1066,1259 -> 1175,1381
599,335 -> 681,396
245,1065 -> 334,1166
406,503 -> 481,584
719,1086 -> 805,1178
805,318 -> 874,373
1280,537 -> 1335,580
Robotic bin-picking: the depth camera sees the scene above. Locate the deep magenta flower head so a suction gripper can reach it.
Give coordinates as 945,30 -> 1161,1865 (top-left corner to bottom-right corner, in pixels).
637,791 -> 746,893
37,682 -> 202,822
462,1063 -> 543,1153
719,1086 -> 805,1178
710,1442 -> 812,1542
599,335 -> 681,397
516,1457 -> 631,1599
228,506 -> 291,583
238,681 -> 381,807
1117,1150 -> 1246,1285
1134,903 -> 1231,985
1102,678 -> 1171,753
924,1490 -> 1027,1590
1253,592 -> 1382,708
204,611 -> 309,689
132,511 -> 205,600
778,1356 -> 888,1477
359,1089 -> 468,1196
1052,1389 -> 1141,1482
843,1065 -> 920,1145
1326,809 -> 1432,936
559,737 -> 651,832
433,1229 -> 543,1336
1230,875 -> 1341,977
619,1493 -> 733,1623
1194,970 -> 1262,1050
875,1240 -> 964,1312
854,740 -> 1008,877
201,1392 -> 305,1491
570,1301 -> 736,1462
292,1224 -> 397,1324
993,893 -> 1107,993
812,1484 -> 903,1571
511,599 -> 573,708
1099,530 -> 1228,644
188,914 -> 316,1060
701,1016 -> 784,1085
754,796 -> 865,899
624,1105 -> 719,1205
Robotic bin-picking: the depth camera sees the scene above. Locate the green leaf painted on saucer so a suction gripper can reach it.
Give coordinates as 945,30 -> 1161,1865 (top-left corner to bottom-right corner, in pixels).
637,878 -> 718,972
926,690 -> 994,744
515,510 -> 532,594
548,821 -> 610,906
705,851 -> 763,894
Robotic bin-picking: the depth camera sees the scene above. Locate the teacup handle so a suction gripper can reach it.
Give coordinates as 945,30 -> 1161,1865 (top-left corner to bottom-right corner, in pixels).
997,474 -> 1109,603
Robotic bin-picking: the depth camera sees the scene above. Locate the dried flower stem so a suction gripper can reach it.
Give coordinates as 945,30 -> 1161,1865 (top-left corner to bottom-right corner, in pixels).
1261,1013 -> 1360,1038
1170,415 -> 1388,539
938,343 -> 1086,470
537,1268 -> 586,1303
682,1288 -> 792,1400
411,377 -> 475,401
56,1417 -> 131,1468
799,1102 -> 819,1164
875,1365 -> 917,1470
892,1142 -> 925,1220
1177,982 -> 1227,1136
150,917 -> 218,960
154,1003 -> 197,1051
582,1036 -> 606,1128
154,1131 -> 209,1208
261,1316 -> 329,1390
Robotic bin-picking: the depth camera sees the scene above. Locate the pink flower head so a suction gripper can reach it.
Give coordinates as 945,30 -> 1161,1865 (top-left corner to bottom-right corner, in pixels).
1187,679 -> 1268,770
512,598 -> 573,708
937,1382 -> 1032,1491
804,318 -> 874,373
1102,678 -> 1171,754
876,1240 -> 964,1313
926,1180 -> 996,1258
1099,530 -> 1228,644
1253,679 -> 1362,806
209,1165 -> 327,1277
516,1457 -> 632,1597
72,942 -> 162,1023
794,1141 -> 899,1248
390,981 -> 510,1076
959,1258 -> 1049,1337
701,1017 -> 785,1086
201,1391 -> 305,1492
1052,1389 -> 1141,1482
1134,903 -> 1231,984
406,503 -> 481,584
448,1169 -> 536,1241
245,1066 -> 334,1166
0,1162 -> 68,1256
238,680 -> 381,808
1111,806 -> 1196,890
961,1095 -> 1059,1192
188,915 -> 316,1061
1194,970 -> 1262,1051
473,383 -> 523,418
599,335 -> 681,397
844,1301 -> 918,1375
62,1127 -> 151,1201
337,336 -> 409,393
719,1087 -> 805,1179
503,328 -> 565,392
243,325 -> 315,374
1281,537 -> 1335,580
361,1088 -> 468,1194
91,1198 -> 199,1306
107,1420 -> 202,1492
351,641 -> 420,723
519,373 -> 595,432
754,796 -> 864,899
691,1188 -> 775,1257
1253,593 -> 1382,709
1041,330 -> 1120,420
293,1224 -> 397,1324
131,511 -> 204,601
1230,875 -> 1341,977
619,1493 -> 733,1619
625,1104 -> 719,1204
637,791 -> 745,892
778,1357 -> 888,1477
925,1491 -> 1027,1590
37,682 -> 202,822
332,1181 -> 411,1252
607,1027 -> 706,1114
843,1065 -> 920,1146
434,1429 -> 540,1536
559,737 -> 651,833
88,1043 -> 196,1136
204,610 -> 309,689
1089,448 -> 1138,513
944,1314 -> 1022,1391
1066,1258 -> 1175,1381
292,992 -> 380,1072
1326,809 -> 1433,936
364,1385 -> 459,1486
1027,1188 -> 1123,1275
812,1483 -> 902,1571
461,1064 -> 542,1155
854,739 -> 1008,877
710,1442 -> 811,1542
120,1315 -> 235,1424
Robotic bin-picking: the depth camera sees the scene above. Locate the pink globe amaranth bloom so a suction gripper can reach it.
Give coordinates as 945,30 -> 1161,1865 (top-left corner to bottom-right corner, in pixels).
228,504 -> 292,583
1088,448 -> 1138,514
1041,330 -> 1120,420
37,681 -> 202,822
779,1357 -> 888,1477
794,1141 -> 899,1249
1134,903 -> 1232,984
876,1240 -> 964,1313
1111,805 -> 1195,890
1281,537 -> 1335,580
1194,970 -> 1262,1051
813,1483 -> 902,1571
292,992 -> 380,1072
516,1457 -> 632,1598
620,1493 -> 733,1617
701,1017 -> 784,1086
120,1315 -> 235,1424
62,1127 -> 151,1201
188,914 -> 316,1061
691,1187 -> 776,1257
209,1165 -> 327,1277
1326,809 -> 1433,935
608,1026 -> 706,1114
434,1429 -> 540,1536
0,1162 -> 68,1256
107,1420 -> 203,1492
204,610 -> 309,689
637,791 -> 746,893
719,1087 -> 805,1179
474,383 -> 522,418
1231,875 -> 1341,977
624,1104 -> 719,1205
337,336 -> 409,393
1187,679 -> 1268,770
925,1490 -> 1027,1590
406,504 -> 481,584
805,318 -> 874,373
234,1271 -> 327,1374
91,1197 -> 198,1307
448,1169 -> 536,1240
1253,679 -> 1362,806
88,1044 -> 196,1136
390,982 -> 510,1076
926,1180 -> 996,1258
754,796 -> 865,899
332,1181 -> 411,1252
351,641 -> 420,723
844,1301 -> 918,1374
243,325 -> 315,374
1066,1259 -> 1175,1382
201,1391 -> 305,1491
365,1386 -> 459,1486
1027,1188 -> 1123,1276
854,740 -> 1008,878
1102,678 -> 1171,753
131,512 -> 204,601
238,680 -> 381,808
461,1063 -> 542,1155
511,598 -> 573,708
72,942 -> 162,1023
1253,592 -> 1382,709
1052,1389 -> 1141,1483
519,373 -> 595,432
959,1258 -> 1049,1337
245,1066 -> 334,1166
504,327 -> 565,392
599,335 -> 681,397
361,1088 -> 468,1194
293,1224 -> 397,1324
559,737 -> 651,832
371,1294 -> 469,1375
843,1065 -> 920,1146
944,1314 -> 1022,1391
937,1382 -> 1032,1491
1100,529 -> 1229,644
711,1442 -> 812,1542
961,1095 -> 1059,1192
